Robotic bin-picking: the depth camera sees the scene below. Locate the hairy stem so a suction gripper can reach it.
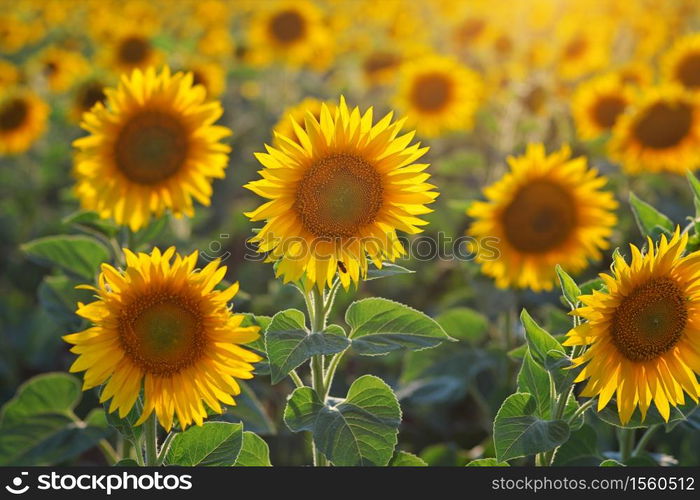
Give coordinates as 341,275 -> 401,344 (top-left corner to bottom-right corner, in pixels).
618,428 -> 636,463
143,413 -> 159,466
632,425 -> 659,458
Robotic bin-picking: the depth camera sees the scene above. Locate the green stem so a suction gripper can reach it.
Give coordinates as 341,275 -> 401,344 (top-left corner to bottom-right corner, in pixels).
632,425 -> 659,458
322,351 -> 345,400
618,428 -> 636,463
567,398 -> 596,424
289,369 -> 304,388
98,439 -> 119,465
143,413 -> 159,466
308,286 -> 329,466
156,431 -> 177,465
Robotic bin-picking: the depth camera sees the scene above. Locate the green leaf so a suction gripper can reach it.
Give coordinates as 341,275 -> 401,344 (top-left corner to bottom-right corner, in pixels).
579,277 -> 606,296
104,395 -> 144,444
38,275 -> 93,326
265,309 -> 349,384
600,459 -> 625,467
687,170 -> 700,200
493,393 -> 570,462
165,422 -> 243,466
283,387 -> 323,433
520,309 -> 565,367
466,458 -> 509,467
62,210 -> 118,237
436,307 -> 488,343
314,375 -> 401,466
0,373 -> 81,426
389,450 -> 427,466
113,458 -> 140,466
365,263 -> 414,280
22,235 -> 110,280
629,192 -> 674,239
233,431 -> 272,466
516,351 -> 552,419
552,424 -> 602,465
346,298 -> 453,356
0,373 -> 109,466
555,265 -> 581,307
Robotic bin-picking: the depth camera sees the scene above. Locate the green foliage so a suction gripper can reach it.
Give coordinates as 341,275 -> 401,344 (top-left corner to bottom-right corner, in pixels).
520,309 -> 565,366
233,431 -> 272,466
365,263 -> 415,280
0,373 -> 110,466
466,458 -> 509,466
389,450 -> 428,466
493,393 -> 570,462
436,307 -> 488,343
555,265 -> 581,307
629,192 -> 674,239
265,309 -> 349,383
346,298 -> 453,355
596,401 -> 699,430
552,424 -> 602,465
165,422 -> 244,466
22,235 -> 110,280
284,376 -> 401,466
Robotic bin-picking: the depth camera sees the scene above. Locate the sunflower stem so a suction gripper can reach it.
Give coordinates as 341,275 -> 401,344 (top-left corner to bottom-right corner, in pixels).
308,286 -> 329,466
618,428 -> 636,463
156,431 -> 177,465
98,439 -> 119,465
289,369 -> 304,388
567,398 -> 596,424
143,412 -> 159,466
632,425 -> 659,458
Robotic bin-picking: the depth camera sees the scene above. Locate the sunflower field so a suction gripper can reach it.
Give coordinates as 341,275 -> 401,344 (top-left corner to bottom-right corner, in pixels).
1,0 -> 700,473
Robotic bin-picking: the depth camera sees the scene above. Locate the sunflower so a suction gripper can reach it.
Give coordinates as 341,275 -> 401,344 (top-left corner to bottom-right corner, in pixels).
184,61 -> 226,98
565,229 -> 700,424
271,97 -> 335,147
64,247 -> 261,431
663,34 -> 700,92
73,66 -> 231,231
361,50 -> 403,87
609,85 -> 700,174
0,59 -> 21,92
70,78 -> 107,123
394,54 -> 482,137
247,0 -> 332,69
467,144 -> 617,291
572,74 -> 634,141
555,21 -> 611,81
104,30 -> 162,74
245,96 -> 439,290
32,46 -> 88,93
614,61 -> 653,88
0,90 -> 49,155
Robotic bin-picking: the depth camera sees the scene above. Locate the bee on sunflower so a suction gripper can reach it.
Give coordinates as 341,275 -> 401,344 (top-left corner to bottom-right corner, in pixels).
609,85 -> 700,174
245,96 -> 439,290
64,247 -> 260,431
467,144 -> 618,291
72,66 -> 232,231
565,229 -> 700,424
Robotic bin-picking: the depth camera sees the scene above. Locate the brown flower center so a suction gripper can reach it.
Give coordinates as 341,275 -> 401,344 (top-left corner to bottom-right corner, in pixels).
269,9 -> 305,44
501,180 -> 577,253
78,82 -> 106,112
118,291 -> 205,375
118,36 -> 151,65
611,277 -> 687,362
454,18 -> 485,45
564,37 -> 587,60
591,95 -> 627,129
410,73 -> 453,113
294,153 -> 383,238
523,86 -> 546,114
676,52 -> 700,89
115,110 -> 189,185
363,52 -> 400,78
0,98 -> 28,132
633,101 -> 693,149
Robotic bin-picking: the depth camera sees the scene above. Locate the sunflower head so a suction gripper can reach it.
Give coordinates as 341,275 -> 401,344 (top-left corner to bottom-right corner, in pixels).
72,66 -> 232,230
467,144 -> 618,291
395,54 -> 482,137
572,74 -> 634,140
663,34 -> 700,92
106,31 -> 161,74
565,229 -> 700,424
610,85 -> 700,174
245,96 -> 439,290
271,97 -> 336,147
64,247 -> 261,431
33,46 -> 88,93
71,79 -> 107,123
0,90 -> 49,155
